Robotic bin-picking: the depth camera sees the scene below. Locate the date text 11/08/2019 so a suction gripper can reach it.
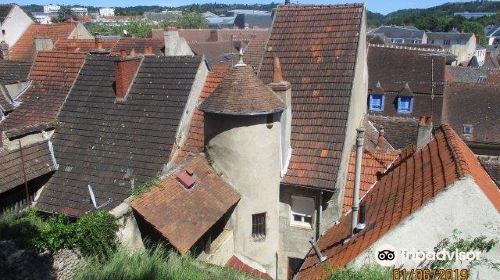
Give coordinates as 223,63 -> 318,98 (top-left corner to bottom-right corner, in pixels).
393,268 -> 469,280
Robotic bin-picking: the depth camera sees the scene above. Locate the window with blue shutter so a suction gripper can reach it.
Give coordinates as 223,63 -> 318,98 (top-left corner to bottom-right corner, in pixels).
397,96 -> 413,113
369,94 -> 384,112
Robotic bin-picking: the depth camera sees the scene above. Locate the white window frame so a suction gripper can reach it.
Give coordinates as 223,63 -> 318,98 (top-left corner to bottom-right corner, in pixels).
463,124 -> 473,135
290,196 -> 315,229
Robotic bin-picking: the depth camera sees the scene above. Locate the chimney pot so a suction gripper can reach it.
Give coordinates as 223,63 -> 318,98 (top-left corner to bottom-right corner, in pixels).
119,49 -> 127,59
272,57 -> 284,83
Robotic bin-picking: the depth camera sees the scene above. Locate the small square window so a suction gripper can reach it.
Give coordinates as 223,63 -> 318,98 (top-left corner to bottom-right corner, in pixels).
290,196 -> 315,228
252,213 -> 266,238
397,96 -> 413,113
369,94 -> 384,112
463,124 -> 473,135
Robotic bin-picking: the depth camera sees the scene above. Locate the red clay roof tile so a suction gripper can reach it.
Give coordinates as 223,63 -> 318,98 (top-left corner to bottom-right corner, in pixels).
130,154 -> 240,254
258,4 -> 365,189
297,124 -> 499,279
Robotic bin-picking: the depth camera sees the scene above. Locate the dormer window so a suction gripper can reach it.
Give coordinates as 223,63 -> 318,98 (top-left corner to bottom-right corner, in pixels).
369,94 -> 384,112
477,75 -> 486,83
463,124 -> 473,135
397,96 -> 413,113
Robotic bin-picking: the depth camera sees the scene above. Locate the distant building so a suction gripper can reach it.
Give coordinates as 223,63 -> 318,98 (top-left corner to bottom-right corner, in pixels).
369,25 -> 427,44
32,12 -> 56,24
226,10 -> 271,17
70,7 -> 88,17
454,11 -> 496,19
202,11 -> 218,18
234,13 -> 272,29
99,7 -> 115,17
485,25 -> 500,47
144,11 -> 182,24
206,17 -> 235,29
427,32 -> 476,65
43,4 -> 60,14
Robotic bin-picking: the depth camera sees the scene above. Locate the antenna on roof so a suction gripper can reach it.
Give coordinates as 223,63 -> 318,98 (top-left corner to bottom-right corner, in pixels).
88,185 -> 112,210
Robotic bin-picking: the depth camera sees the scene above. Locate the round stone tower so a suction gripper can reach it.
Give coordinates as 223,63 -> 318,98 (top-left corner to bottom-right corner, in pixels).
200,62 -> 285,276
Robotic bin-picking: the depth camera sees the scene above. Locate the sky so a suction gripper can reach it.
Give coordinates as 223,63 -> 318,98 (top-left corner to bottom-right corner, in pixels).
8,0 -> 474,15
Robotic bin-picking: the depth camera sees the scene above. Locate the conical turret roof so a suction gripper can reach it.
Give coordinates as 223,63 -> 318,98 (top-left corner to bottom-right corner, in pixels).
200,65 -> 285,115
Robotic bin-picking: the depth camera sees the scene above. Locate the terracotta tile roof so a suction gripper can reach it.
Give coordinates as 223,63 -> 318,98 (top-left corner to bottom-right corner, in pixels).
53,38 -> 118,53
176,65 -> 229,162
130,154 -> 240,254
244,39 -> 266,72
0,51 -> 86,140
36,54 -> 203,215
258,4 -> 365,189
297,125 -> 499,280
443,82 -> 500,145
110,38 -> 164,55
368,115 -> 419,149
9,23 -> 80,62
226,255 -> 272,279
0,136 -> 57,194
368,45 -> 446,95
0,60 -> 31,85
200,65 -> 285,115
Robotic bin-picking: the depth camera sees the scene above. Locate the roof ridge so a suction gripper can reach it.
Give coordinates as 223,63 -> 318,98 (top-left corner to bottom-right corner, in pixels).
438,124 -> 466,178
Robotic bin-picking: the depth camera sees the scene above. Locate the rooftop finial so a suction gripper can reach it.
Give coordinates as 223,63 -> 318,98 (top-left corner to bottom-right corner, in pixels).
235,47 -> 246,67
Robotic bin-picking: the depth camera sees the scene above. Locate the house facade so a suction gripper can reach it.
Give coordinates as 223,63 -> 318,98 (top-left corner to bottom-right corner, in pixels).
368,25 -> 427,45
427,32 -> 477,65
0,4 -> 33,49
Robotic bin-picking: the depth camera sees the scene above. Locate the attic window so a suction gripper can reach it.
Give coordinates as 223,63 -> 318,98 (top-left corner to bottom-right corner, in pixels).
463,124 -> 473,136
397,96 -> 413,113
369,94 -> 384,112
252,213 -> 266,239
477,75 -> 487,83
176,170 -> 195,189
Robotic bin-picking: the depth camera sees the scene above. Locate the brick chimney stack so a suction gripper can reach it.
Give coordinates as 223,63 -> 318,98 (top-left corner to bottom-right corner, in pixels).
114,49 -> 142,101
0,41 -> 9,60
143,46 -> 154,55
376,129 -> 385,149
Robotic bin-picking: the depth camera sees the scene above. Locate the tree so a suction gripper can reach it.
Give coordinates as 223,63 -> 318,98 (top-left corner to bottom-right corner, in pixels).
54,6 -> 75,23
461,21 -> 487,46
176,12 -> 208,29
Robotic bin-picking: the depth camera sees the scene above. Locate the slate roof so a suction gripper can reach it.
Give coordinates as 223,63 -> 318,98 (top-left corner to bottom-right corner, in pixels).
445,66 -> 500,84
130,154 -> 240,254
0,136 -> 57,194
259,4 -> 364,189
200,65 -> 285,115
9,23 -> 79,62
443,82 -> 500,146
0,4 -> 12,23
176,65 -> 229,162
189,40 -> 237,67
486,25 -> 500,37
234,14 -> 272,29
53,38 -> 118,52
297,125 -> 499,279
37,54 -> 203,215
368,45 -> 446,95
0,51 -> 86,141
427,32 -> 474,42
478,155 -> 500,187
110,37 -> 164,55
0,60 -> 31,85
367,115 -> 419,150
369,25 -> 425,39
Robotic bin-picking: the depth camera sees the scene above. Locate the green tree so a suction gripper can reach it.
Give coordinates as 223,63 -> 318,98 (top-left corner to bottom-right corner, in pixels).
176,12 -> 208,29
461,21 -> 488,46
54,6 -> 75,23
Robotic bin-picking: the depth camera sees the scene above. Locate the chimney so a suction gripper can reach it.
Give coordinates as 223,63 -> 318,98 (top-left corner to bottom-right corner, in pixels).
176,170 -> 196,189
417,116 -> 433,148
376,129 -> 385,149
94,37 -> 103,50
268,57 -> 292,176
209,29 -> 218,42
309,237 -> 327,262
114,50 -> 141,101
351,128 -> 365,235
0,41 -> 9,60
143,46 -> 153,55
164,28 -> 179,56
33,37 -> 54,55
